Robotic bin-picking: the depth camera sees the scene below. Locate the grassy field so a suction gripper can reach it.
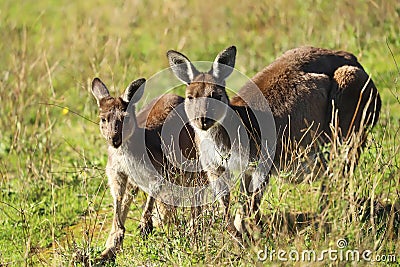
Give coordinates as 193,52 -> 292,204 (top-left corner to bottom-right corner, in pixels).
0,0 -> 399,266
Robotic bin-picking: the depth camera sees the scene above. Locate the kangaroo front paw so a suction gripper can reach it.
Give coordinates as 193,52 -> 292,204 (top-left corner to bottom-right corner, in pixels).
139,219 -> 153,239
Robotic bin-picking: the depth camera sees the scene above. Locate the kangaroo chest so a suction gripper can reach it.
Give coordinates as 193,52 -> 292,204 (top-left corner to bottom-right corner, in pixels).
107,144 -> 164,191
196,126 -> 250,172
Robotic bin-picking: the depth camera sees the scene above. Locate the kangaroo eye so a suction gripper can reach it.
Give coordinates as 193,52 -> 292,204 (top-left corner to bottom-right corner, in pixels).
187,95 -> 193,100
101,118 -> 106,123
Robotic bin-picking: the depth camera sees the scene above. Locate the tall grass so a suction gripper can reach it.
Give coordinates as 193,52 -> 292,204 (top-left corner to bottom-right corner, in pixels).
0,0 -> 399,265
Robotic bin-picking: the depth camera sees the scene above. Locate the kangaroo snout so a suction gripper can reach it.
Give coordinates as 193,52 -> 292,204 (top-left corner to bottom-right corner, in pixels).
111,135 -> 122,148
196,117 -> 216,130
186,97 -> 228,131
105,121 -> 123,148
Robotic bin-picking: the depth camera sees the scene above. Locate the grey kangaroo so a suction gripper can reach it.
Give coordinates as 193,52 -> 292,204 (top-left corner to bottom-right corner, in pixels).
92,77 -> 203,260
167,46 -> 380,239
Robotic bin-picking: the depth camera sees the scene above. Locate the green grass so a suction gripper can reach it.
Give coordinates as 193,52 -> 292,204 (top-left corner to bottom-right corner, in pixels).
0,0 -> 399,266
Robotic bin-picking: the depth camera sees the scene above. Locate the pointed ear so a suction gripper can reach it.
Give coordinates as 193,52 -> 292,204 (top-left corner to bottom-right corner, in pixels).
91,78 -> 110,106
167,50 -> 199,85
210,46 -> 236,81
122,78 -> 146,104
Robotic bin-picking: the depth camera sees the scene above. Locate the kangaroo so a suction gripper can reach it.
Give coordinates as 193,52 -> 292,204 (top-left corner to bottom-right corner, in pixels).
91,77 -> 202,260
167,46 -> 381,237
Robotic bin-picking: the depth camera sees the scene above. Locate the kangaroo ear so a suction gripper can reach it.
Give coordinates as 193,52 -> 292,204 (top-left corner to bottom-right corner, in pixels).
92,78 -> 110,106
167,50 -> 199,85
210,46 -> 236,81
123,78 -> 146,104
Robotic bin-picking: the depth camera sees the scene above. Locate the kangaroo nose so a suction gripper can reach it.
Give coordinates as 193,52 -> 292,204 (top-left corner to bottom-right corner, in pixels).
112,136 -> 122,148
200,117 -> 215,130
201,117 -> 206,128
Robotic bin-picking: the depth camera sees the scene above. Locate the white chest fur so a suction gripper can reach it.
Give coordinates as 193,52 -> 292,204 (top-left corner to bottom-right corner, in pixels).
106,144 -> 162,192
195,126 -> 250,173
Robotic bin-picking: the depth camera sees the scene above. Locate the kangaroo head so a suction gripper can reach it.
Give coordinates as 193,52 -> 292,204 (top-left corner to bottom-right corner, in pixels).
167,46 -> 236,131
91,77 -> 145,148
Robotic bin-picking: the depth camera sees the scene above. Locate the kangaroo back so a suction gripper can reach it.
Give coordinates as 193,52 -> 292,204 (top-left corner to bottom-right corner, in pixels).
137,94 -> 184,129
231,46 -> 381,146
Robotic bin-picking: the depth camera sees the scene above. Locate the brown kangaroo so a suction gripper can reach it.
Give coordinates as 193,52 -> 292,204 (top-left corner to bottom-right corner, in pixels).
91,77 -> 203,260
167,46 -> 381,238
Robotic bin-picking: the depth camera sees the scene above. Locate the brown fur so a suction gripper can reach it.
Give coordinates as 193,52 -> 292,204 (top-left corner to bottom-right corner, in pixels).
137,94 -> 183,129
186,74 -> 227,98
231,46 -> 381,162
